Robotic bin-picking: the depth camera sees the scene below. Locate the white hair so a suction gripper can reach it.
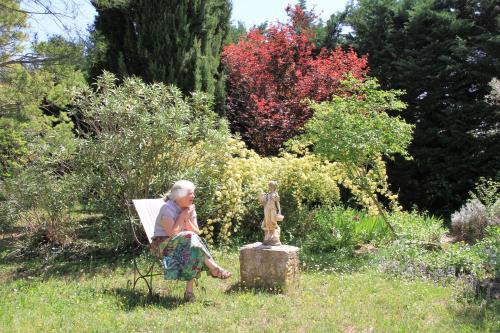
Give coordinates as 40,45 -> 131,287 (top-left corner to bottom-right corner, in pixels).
163,180 -> 196,201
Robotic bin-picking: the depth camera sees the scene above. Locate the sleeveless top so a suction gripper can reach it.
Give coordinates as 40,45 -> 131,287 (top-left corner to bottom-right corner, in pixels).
153,200 -> 197,237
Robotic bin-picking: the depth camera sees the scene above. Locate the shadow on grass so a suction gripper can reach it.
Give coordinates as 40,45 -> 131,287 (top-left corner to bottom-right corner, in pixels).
106,287 -> 185,310
449,300 -> 500,331
0,245 -> 149,284
0,214 -> 155,283
106,287 -> 222,310
224,280 -> 301,295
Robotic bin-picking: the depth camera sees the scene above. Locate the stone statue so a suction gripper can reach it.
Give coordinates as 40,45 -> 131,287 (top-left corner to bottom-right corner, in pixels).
259,180 -> 284,246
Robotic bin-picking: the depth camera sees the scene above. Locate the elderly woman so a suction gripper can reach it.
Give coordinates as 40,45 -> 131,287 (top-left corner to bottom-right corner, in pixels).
153,180 -> 231,302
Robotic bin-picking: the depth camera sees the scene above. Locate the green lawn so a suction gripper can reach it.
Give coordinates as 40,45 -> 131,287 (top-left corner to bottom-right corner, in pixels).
0,247 -> 498,333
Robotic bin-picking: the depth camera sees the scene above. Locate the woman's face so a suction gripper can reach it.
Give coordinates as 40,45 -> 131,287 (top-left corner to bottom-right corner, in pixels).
176,189 -> 195,208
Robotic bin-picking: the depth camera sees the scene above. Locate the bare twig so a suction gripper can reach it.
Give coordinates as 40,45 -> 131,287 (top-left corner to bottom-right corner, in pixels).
0,2 -> 70,17
0,53 -> 68,68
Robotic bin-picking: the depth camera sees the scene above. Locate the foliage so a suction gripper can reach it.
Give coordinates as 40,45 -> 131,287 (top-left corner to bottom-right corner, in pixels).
72,73 -> 231,246
222,5 -> 367,155
293,77 -> 412,165
469,176 -> 500,216
320,9 -> 349,50
0,0 -> 27,67
475,226 -> 500,280
0,6 -> 88,236
378,240 -> 488,282
334,0 -> 500,217
451,177 -> 500,243
289,77 -> 413,230
379,213 -> 498,286
199,138 -> 400,245
389,210 -> 448,244
0,165 -> 80,246
225,21 -> 247,45
451,200 -> 494,243
28,72 -> 400,248
0,35 -> 87,178
91,0 -> 231,113
0,117 -> 28,179
485,77 -> 500,106
378,211 -> 494,282
301,206 -> 389,253
0,66 -> 82,176
199,140 -> 344,244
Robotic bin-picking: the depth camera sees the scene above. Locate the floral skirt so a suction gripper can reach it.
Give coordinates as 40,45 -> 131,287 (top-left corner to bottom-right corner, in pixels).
161,231 -> 212,281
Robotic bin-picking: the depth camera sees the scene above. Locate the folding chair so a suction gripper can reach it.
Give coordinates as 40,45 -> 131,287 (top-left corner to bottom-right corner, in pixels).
126,198 -> 166,297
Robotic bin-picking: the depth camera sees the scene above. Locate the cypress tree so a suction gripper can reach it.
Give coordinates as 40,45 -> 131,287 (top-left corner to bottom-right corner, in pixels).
91,0 -> 231,113
329,0 -> 500,217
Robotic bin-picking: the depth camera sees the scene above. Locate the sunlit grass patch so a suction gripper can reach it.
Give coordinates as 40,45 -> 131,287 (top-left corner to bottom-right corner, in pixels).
0,250 -> 498,333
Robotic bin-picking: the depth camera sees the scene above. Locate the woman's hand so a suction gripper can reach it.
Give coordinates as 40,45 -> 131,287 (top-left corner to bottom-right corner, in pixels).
161,204 -> 200,236
186,204 -> 196,215
182,205 -> 200,234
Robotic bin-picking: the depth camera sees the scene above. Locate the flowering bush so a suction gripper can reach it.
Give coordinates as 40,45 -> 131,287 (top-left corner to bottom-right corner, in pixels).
199,139 -> 396,245
378,241 -> 487,282
69,75 -> 377,247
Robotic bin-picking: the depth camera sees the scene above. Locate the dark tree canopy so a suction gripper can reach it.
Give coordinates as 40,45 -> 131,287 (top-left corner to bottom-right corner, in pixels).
90,0 -> 231,113
325,0 -> 500,217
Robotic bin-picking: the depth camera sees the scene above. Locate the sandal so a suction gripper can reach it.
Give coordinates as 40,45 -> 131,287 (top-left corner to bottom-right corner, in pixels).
183,291 -> 195,302
209,267 -> 232,279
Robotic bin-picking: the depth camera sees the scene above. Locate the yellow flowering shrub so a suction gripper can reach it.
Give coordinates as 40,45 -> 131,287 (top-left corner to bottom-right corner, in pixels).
199,139 -> 399,244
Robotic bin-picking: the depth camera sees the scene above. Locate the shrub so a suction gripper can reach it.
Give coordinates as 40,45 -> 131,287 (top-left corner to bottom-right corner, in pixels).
222,5 -> 367,155
300,206 -> 389,253
451,177 -> 500,243
302,207 -> 358,253
378,213 -> 497,284
200,142 -> 345,245
390,210 -> 447,244
0,165 -> 80,249
72,73 -> 231,247
451,200 -> 492,243
68,73 -> 402,248
199,140 -> 399,245
475,226 -> 499,280
288,77 -> 414,232
64,73 -> 419,249
470,177 -> 500,228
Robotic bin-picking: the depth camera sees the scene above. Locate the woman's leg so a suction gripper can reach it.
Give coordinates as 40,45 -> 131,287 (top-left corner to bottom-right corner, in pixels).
184,279 -> 195,301
204,256 -> 218,271
204,255 -> 232,278
186,279 -> 194,293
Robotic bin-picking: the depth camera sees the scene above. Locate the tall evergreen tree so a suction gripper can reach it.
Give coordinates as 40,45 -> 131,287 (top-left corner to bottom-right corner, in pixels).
91,0 -> 231,113
225,21 -> 247,45
326,0 -> 500,217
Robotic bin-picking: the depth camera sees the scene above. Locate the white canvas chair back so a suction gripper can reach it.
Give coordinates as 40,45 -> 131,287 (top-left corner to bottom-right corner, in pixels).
132,198 -> 165,243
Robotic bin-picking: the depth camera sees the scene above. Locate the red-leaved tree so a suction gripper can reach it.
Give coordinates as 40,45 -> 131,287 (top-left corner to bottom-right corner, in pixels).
222,5 -> 368,155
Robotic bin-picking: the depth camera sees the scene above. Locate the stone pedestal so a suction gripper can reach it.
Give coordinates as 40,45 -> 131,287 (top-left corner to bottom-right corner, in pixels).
239,242 -> 300,290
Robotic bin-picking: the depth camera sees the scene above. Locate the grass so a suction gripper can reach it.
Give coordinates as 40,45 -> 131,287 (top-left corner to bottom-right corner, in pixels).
1,242 -> 499,333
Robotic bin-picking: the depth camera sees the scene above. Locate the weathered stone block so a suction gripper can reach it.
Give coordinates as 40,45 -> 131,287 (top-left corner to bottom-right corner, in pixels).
239,242 -> 300,290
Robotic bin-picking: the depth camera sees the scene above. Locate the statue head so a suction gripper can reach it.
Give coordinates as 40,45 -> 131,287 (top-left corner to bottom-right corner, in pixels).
268,180 -> 278,192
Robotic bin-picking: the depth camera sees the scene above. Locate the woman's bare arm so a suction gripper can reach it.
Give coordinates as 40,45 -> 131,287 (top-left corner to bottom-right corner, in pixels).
161,210 -> 188,236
